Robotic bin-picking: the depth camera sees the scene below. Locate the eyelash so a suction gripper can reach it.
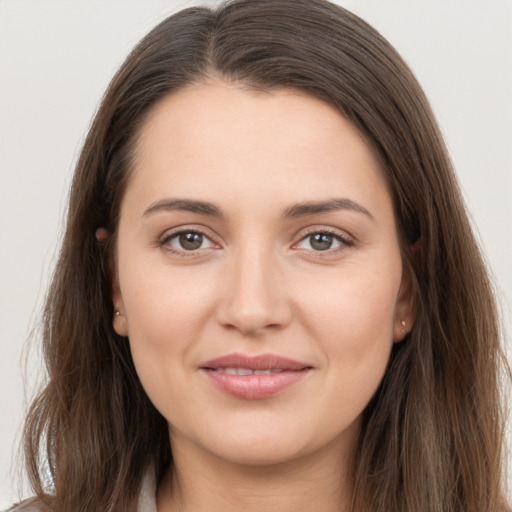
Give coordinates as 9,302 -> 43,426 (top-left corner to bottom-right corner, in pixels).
294,228 -> 354,258
158,228 -> 217,258
158,227 -> 354,258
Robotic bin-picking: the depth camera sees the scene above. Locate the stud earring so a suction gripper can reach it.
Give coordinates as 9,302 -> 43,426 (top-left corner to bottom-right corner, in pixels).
401,320 -> 406,336
113,308 -> 128,337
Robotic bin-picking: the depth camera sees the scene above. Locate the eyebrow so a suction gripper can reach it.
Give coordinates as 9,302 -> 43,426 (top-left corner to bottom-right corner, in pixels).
142,197 -> 374,221
143,199 -> 224,218
281,198 -> 374,221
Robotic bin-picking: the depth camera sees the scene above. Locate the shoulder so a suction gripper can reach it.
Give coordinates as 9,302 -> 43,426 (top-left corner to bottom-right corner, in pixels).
4,469 -> 156,512
3,498 -> 43,512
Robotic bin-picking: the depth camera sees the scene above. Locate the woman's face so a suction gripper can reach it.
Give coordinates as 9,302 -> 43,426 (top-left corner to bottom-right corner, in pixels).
113,81 -> 414,467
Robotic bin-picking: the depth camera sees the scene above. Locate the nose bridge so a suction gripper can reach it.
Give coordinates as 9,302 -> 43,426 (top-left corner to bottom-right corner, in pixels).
217,236 -> 290,334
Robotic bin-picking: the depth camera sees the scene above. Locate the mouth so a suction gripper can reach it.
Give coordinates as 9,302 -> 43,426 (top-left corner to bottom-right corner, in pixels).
209,367 -> 288,375
200,353 -> 313,400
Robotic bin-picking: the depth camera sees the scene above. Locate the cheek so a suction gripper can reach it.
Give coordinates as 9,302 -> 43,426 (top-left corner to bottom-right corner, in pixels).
121,257 -> 216,335
295,263 -> 400,400
117,260 -> 218,396
298,263 -> 400,343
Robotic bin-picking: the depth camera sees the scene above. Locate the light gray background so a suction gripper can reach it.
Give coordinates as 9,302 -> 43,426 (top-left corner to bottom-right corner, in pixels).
1,0 -> 511,506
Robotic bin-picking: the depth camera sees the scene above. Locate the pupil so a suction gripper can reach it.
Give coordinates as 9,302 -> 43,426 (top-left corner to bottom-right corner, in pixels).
179,232 -> 203,250
311,233 -> 332,251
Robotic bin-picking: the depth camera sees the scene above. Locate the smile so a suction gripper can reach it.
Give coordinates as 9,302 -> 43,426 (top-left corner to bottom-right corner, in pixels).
200,353 -> 312,400
212,367 -> 290,375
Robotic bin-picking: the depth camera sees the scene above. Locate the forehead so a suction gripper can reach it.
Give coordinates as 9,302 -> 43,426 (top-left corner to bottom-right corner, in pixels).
136,81 -> 377,163
125,80 -> 393,221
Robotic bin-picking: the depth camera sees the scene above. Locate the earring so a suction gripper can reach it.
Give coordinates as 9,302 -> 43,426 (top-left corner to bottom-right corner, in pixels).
401,320 -> 406,336
113,308 -> 128,337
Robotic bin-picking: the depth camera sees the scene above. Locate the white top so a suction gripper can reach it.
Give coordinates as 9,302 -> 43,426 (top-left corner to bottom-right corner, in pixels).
137,470 -> 158,512
4,470 -> 158,512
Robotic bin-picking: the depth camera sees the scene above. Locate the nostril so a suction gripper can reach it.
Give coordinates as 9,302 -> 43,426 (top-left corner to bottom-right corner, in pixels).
215,264 -> 292,334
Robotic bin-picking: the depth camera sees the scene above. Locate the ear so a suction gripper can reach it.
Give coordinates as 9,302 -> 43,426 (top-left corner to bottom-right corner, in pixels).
393,249 -> 419,343
97,228 -> 129,338
112,277 -> 129,338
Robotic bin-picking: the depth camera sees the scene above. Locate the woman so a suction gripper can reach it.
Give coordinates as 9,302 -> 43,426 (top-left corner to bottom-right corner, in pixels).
8,0 -> 510,511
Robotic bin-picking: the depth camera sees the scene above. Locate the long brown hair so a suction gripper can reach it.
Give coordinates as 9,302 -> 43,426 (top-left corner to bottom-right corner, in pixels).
22,1 -> 509,511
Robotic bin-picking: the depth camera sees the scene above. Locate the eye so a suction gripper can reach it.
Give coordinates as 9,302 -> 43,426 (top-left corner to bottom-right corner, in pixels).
162,230 -> 216,253
295,230 -> 352,252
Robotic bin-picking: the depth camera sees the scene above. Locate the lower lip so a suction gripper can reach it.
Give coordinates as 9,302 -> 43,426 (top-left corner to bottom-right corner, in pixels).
202,369 -> 311,400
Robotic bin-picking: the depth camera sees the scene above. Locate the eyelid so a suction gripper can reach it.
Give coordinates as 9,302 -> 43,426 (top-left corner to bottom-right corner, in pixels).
156,224 -> 354,259
291,226 -> 355,256
158,225 -> 221,256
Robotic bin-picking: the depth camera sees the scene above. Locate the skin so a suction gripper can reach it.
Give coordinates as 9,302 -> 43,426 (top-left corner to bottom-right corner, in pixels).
112,80 -> 415,511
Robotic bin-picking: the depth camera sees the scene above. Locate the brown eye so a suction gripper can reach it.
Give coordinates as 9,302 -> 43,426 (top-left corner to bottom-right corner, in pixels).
310,233 -> 334,251
163,230 -> 216,253
295,231 -> 349,253
179,232 -> 204,250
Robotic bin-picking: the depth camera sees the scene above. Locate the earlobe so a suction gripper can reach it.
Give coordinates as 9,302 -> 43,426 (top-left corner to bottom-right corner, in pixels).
393,262 -> 418,343
394,318 -> 409,343
112,275 -> 129,337
101,230 -> 129,337
111,274 -> 129,337
113,307 -> 129,337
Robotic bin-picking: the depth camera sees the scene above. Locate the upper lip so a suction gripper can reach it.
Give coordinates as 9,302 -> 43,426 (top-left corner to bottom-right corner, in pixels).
200,353 -> 311,371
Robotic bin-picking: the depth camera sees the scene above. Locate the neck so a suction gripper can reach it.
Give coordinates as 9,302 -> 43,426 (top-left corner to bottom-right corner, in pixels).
157,430 -> 356,512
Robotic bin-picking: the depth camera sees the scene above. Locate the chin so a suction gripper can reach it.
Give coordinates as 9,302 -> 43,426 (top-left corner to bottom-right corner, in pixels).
175,413 -> 360,469
206,439 -> 313,468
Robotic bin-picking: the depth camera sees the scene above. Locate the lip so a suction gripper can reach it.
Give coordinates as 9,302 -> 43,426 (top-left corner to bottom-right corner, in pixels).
200,353 -> 313,400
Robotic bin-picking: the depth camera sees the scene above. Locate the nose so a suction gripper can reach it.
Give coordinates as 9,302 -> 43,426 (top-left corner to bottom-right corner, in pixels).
215,243 -> 292,335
